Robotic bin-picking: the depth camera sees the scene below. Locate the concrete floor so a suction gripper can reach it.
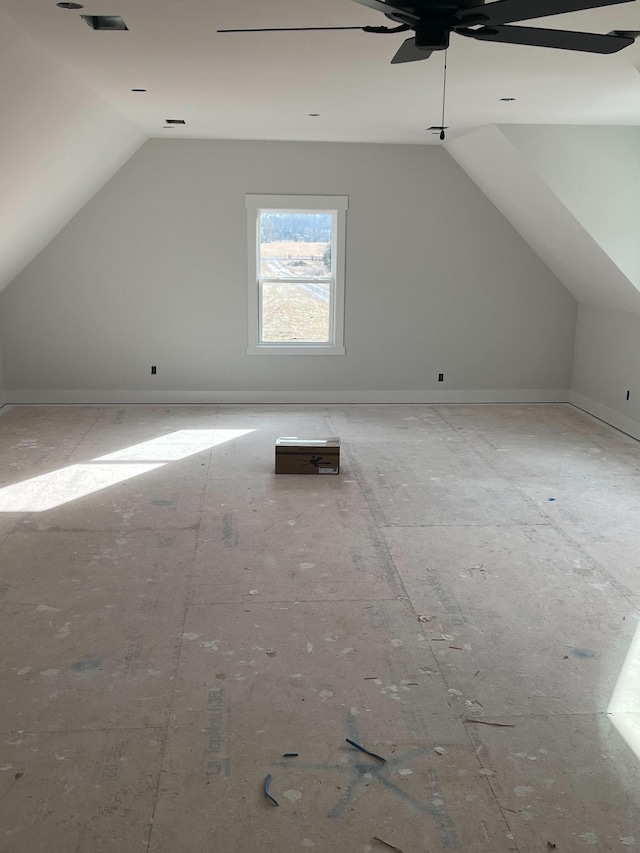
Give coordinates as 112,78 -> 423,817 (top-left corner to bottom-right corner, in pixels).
0,403 -> 639,852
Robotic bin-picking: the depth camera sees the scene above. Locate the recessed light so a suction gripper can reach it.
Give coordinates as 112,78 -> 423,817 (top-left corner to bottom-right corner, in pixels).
131,88 -> 148,93
81,15 -> 128,31
57,2 -> 84,8
165,119 -> 186,125
500,97 -> 516,102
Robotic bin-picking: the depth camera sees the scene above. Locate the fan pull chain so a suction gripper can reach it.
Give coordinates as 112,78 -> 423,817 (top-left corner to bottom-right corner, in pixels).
440,49 -> 448,141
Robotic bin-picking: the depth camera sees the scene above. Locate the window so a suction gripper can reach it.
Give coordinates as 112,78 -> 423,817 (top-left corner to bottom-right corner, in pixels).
246,194 -> 347,355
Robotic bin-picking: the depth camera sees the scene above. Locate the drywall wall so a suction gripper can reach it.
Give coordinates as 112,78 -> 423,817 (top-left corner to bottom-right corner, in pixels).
501,125 -> 640,290
0,8 -> 145,292
570,303 -> 640,441
0,139 -> 577,403
448,124 -> 640,438
0,334 -> 5,408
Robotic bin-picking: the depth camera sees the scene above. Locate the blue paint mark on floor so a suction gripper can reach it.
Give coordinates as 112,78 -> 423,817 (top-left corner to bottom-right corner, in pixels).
571,648 -> 599,659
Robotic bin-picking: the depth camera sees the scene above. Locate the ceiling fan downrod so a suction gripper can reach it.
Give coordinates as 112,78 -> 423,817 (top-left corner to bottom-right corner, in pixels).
440,49 -> 448,141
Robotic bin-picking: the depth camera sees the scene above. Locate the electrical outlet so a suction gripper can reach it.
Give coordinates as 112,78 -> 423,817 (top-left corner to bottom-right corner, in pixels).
151,365 -> 157,375
438,373 -> 444,382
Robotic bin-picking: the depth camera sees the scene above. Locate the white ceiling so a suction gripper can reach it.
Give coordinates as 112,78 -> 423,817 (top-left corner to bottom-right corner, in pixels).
2,0 -> 640,144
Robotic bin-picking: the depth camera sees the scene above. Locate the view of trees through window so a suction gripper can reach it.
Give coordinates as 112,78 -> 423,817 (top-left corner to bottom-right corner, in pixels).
259,211 -> 333,343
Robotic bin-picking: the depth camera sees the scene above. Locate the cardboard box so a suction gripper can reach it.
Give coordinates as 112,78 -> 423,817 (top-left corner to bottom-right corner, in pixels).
275,437 -> 340,475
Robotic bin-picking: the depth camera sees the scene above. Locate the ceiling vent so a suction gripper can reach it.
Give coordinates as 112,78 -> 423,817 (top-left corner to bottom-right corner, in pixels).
81,15 -> 128,31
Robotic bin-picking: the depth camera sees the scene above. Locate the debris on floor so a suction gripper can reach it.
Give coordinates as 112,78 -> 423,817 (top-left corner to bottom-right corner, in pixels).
434,747 -> 446,755
464,719 -> 515,728
283,753 -> 299,758
417,614 -> 430,622
263,773 -> 279,806
266,648 -> 276,656
372,836 -> 404,852
346,738 -> 386,762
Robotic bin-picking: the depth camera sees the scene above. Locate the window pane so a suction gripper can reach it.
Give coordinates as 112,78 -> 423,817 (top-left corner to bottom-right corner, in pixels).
260,212 -> 332,279
262,280 -> 331,343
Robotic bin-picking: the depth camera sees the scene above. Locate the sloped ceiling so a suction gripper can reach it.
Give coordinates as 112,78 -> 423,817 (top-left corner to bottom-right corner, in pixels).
447,124 -> 640,315
0,8 -> 145,293
1,0 -> 639,303
500,124 -> 640,288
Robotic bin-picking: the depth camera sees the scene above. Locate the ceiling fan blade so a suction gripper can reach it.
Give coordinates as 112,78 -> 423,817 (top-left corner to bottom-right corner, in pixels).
391,36 -> 434,63
217,26 -> 367,33
348,0 -> 420,23
460,0 -> 634,28
463,23 -> 635,52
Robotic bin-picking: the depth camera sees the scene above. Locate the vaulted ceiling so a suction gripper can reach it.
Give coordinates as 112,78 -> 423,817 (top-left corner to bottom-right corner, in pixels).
0,0 -> 639,293
3,0 -> 640,143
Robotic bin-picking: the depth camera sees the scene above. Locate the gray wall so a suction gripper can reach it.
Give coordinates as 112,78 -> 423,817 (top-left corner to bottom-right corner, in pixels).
571,303 -> 640,441
0,139 -> 577,403
0,333 -> 5,407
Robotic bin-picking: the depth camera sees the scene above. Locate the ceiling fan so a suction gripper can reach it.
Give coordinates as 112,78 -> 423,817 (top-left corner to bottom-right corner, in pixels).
217,0 -> 639,64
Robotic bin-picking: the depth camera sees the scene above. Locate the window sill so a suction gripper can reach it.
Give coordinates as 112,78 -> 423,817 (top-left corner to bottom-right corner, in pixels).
247,345 -> 346,356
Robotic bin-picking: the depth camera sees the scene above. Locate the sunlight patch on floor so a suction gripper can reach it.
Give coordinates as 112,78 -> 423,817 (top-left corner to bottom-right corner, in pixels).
0,429 -> 254,512
609,617 -> 640,760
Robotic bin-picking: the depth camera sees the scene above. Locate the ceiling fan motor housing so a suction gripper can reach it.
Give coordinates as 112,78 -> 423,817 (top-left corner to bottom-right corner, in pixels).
415,24 -> 451,50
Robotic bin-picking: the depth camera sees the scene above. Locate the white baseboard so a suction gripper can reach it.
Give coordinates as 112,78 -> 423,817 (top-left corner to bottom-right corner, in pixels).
6,388 -> 569,405
569,391 -> 640,442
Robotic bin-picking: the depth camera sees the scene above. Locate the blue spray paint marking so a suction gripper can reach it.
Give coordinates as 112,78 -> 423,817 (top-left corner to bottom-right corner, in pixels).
571,648 -> 599,659
272,716 -> 460,847
0,585 -> 9,601
151,498 -> 178,510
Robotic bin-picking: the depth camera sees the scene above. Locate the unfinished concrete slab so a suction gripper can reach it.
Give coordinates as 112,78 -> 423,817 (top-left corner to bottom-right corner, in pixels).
0,403 -> 639,852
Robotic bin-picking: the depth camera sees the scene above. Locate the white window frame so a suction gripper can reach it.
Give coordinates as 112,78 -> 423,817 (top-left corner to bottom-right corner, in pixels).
246,194 -> 348,355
